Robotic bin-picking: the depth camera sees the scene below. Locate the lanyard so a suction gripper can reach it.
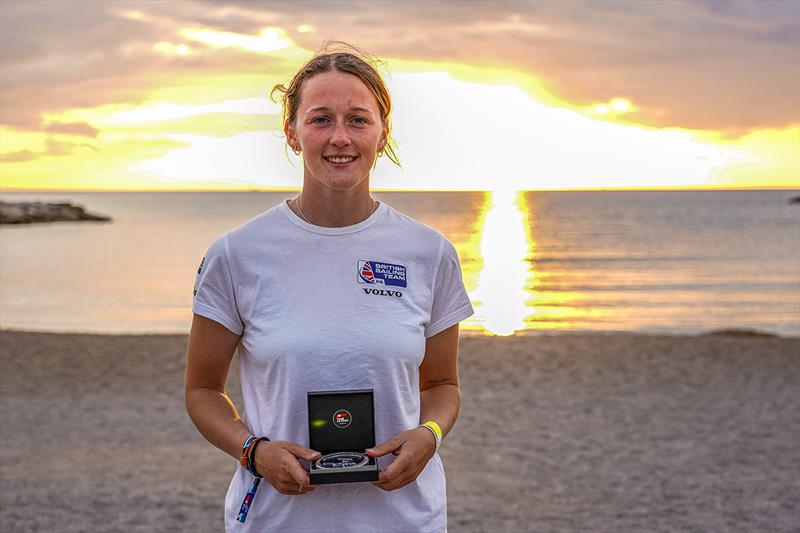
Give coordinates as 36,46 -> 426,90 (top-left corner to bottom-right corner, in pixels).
236,476 -> 261,523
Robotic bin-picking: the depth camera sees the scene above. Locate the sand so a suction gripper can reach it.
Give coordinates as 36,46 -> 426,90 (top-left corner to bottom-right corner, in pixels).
0,330 -> 798,532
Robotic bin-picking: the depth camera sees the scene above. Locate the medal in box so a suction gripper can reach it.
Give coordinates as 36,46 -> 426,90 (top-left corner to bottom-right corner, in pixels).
307,389 -> 379,484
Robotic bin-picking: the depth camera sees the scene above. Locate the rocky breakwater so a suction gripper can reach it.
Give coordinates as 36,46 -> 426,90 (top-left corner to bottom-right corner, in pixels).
0,201 -> 111,224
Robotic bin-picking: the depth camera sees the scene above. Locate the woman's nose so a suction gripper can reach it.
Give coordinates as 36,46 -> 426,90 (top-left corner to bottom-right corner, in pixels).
329,121 -> 351,146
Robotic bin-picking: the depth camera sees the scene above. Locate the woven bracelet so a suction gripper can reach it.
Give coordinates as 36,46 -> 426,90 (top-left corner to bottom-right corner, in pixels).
236,435 -> 269,524
247,437 -> 270,477
239,435 -> 257,469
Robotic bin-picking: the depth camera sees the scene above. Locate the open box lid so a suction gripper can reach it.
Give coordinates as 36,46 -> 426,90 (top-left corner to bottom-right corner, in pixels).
307,389 -> 375,454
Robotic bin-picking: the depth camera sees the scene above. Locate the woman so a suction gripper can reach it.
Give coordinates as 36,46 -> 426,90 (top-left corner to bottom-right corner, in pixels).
185,43 -> 474,532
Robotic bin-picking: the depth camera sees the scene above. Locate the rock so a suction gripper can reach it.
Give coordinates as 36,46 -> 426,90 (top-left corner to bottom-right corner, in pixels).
0,201 -> 111,224
701,328 -> 779,338
788,195 -> 800,204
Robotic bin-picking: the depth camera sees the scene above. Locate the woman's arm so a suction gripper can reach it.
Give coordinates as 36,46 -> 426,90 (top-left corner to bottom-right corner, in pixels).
184,313 -> 251,459
185,314 -> 320,494
418,322 -> 462,438
367,323 -> 462,491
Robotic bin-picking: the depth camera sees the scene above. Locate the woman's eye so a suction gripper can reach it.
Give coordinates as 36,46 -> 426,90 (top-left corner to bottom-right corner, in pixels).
352,117 -> 368,124
312,117 -> 329,124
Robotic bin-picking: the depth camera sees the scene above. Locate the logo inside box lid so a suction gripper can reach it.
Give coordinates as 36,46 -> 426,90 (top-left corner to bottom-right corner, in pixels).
333,409 -> 352,428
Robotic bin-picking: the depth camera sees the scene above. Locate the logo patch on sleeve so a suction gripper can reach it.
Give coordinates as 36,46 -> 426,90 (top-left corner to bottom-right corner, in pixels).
193,256 -> 206,297
357,260 -> 407,287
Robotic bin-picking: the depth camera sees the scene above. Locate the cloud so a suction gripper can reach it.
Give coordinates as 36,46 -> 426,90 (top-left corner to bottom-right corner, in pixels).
43,122 -> 99,137
1,149 -> 37,163
192,0 -> 799,133
369,71 -> 748,190
134,131 -> 299,188
0,137 -> 98,163
0,0 -> 290,131
0,0 -> 797,136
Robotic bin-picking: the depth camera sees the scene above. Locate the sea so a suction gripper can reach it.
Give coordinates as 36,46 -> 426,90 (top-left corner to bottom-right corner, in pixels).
1,190 -> 798,337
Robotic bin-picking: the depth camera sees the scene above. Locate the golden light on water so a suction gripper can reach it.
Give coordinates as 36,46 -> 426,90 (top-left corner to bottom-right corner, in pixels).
468,190 -> 535,336
463,191 -> 625,335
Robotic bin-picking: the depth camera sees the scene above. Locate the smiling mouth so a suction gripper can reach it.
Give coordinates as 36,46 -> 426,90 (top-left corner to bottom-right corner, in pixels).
324,156 -> 357,164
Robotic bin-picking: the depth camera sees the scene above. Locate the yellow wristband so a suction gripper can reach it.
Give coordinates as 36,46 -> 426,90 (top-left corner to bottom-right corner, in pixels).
418,420 -> 443,449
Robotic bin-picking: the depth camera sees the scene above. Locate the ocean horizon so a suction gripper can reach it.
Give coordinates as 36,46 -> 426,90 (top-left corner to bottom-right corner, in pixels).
2,189 -> 799,337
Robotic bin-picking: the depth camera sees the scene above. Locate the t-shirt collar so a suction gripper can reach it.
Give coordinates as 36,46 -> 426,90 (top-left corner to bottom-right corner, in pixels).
280,198 -> 387,235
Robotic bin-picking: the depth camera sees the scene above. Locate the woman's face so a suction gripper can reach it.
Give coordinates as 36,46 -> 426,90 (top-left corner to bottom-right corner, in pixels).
286,70 -> 387,193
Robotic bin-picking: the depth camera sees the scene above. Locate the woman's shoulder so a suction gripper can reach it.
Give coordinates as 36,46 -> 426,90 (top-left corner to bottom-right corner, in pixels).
226,202 -> 287,239
380,203 -> 450,245
378,204 -> 457,262
203,203 -> 286,256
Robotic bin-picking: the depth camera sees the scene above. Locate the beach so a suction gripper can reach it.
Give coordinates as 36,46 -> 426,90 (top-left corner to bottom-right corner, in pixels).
0,330 -> 798,532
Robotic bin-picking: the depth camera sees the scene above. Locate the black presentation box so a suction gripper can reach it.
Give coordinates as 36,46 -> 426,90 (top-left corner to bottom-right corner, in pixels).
307,389 -> 379,485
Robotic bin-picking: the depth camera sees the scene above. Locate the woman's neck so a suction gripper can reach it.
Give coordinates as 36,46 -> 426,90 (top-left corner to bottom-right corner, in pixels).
291,185 -> 378,228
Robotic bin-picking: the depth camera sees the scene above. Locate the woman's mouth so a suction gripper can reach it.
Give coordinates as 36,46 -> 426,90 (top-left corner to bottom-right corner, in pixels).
324,155 -> 357,165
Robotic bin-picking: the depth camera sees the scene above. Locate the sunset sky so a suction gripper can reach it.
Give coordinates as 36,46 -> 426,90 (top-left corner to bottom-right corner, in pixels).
0,0 -> 798,191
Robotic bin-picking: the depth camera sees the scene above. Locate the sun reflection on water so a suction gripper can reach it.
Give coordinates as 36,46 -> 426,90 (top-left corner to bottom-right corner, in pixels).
466,190 -> 535,336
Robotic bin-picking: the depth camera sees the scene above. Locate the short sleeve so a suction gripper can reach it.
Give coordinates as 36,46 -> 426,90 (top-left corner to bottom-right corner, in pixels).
425,238 -> 475,338
192,235 -> 244,335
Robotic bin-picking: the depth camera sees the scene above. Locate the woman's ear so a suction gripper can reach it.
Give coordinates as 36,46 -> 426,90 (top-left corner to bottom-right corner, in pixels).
379,123 -> 389,152
285,120 -> 298,151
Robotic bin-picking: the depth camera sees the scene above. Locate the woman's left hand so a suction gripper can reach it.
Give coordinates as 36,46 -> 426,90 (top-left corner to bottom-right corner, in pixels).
366,427 -> 437,491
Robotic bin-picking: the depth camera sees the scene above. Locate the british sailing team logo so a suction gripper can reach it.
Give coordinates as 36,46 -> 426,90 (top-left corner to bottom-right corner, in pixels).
357,260 -> 407,287
359,261 -> 377,283
333,409 -> 352,428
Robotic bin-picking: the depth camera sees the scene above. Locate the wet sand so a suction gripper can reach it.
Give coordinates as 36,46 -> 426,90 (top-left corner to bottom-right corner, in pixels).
1,330 -> 798,532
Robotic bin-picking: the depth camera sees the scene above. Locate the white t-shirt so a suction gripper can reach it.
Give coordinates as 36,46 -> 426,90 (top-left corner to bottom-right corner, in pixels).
192,199 -> 475,533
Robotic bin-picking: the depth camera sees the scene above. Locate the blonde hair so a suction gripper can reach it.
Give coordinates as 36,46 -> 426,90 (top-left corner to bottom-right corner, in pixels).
270,41 -> 400,167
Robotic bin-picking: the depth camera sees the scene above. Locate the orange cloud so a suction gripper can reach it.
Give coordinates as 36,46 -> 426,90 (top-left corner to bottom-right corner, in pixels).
43,122 -> 99,138
1,0 -> 797,135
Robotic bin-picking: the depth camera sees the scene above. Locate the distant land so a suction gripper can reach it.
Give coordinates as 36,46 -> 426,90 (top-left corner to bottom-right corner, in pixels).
0,201 -> 111,224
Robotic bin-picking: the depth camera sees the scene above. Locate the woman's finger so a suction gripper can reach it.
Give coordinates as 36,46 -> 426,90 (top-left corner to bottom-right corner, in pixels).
365,436 -> 402,458
390,466 -> 422,491
296,484 -> 317,495
375,458 -> 425,491
270,445 -> 311,487
276,480 -> 316,495
286,442 -> 321,462
283,458 -> 311,487
376,472 -> 412,492
375,455 -> 413,487
376,458 -> 403,484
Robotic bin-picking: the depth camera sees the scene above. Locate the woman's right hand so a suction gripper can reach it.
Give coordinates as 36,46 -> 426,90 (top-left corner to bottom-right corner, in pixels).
253,441 -> 321,495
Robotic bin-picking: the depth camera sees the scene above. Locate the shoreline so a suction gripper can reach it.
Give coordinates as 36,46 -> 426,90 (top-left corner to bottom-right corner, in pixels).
1,329 -> 798,532
1,326 -> 796,339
